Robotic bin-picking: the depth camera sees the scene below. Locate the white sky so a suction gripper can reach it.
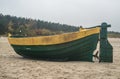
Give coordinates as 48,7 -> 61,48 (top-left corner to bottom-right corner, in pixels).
0,0 -> 120,32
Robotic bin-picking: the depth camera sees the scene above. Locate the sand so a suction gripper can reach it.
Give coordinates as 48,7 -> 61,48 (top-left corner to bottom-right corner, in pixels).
0,37 -> 120,79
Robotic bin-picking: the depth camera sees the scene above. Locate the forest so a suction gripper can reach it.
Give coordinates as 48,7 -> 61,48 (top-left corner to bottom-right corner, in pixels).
0,13 -> 79,36
108,31 -> 120,38
0,13 -> 120,38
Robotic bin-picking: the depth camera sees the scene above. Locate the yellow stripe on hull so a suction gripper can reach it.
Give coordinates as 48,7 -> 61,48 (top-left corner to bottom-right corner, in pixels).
8,27 -> 100,45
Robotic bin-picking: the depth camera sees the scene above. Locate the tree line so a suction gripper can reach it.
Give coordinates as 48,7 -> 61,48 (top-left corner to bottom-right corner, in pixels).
1,13 -> 120,38
0,13 -> 79,36
108,31 -> 120,38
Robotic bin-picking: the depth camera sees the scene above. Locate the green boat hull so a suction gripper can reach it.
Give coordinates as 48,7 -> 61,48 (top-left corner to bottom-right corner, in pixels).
11,34 -> 99,61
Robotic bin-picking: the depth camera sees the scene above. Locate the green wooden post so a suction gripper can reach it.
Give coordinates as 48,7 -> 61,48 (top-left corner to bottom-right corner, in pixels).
99,22 -> 113,62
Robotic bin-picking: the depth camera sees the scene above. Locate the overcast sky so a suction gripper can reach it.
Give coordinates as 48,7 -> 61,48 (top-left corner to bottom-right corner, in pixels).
0,0 -> 120,32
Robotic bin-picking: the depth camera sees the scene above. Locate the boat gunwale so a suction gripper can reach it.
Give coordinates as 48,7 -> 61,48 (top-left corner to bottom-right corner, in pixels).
8,27 -> 100,45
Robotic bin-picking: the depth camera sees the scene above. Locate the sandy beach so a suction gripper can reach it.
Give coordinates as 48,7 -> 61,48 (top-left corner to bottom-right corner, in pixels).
0,37 -> 120,79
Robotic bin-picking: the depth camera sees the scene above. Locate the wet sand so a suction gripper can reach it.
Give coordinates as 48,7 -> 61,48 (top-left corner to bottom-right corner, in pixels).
0,37 -> 120,79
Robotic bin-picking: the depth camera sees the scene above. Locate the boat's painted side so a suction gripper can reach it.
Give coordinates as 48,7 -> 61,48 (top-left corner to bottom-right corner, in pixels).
8,27 -> 100,61
10,33 -> 99,61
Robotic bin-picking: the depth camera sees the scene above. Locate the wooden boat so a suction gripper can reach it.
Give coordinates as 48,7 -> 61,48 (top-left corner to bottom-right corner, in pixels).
8,23 -> 113,62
